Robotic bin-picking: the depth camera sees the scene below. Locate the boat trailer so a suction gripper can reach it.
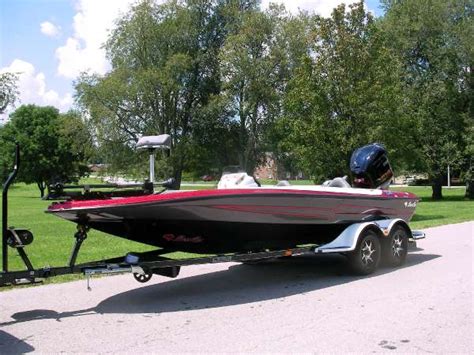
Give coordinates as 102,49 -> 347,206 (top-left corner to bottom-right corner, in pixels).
1,144 -> 425,288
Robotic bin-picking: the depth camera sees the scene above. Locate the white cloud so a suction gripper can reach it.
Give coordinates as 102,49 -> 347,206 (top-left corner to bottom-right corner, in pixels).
54,0 -> 369,80
261,0 -> 362,17
55,0 -> 137,79
0,59 -> 73,114
40,21 -> 61,37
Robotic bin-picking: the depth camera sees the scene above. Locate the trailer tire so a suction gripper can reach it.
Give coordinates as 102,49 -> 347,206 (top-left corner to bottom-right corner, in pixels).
347,230 -> 381,275
383,225 -> 408,267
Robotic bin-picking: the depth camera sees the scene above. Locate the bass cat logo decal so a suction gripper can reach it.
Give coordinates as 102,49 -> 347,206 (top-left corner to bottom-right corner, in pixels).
404,201 -> 417,208
163,233 -> 204,243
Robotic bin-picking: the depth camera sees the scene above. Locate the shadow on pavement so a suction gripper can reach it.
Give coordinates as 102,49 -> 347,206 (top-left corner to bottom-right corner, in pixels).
0,330 -> 35,353
1,253 -> 440,326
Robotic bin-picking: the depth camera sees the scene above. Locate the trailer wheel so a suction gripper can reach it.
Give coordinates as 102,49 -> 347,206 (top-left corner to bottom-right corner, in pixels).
348,230 -> 381,275
133,271 -> 153,283
383,225 -> 408,267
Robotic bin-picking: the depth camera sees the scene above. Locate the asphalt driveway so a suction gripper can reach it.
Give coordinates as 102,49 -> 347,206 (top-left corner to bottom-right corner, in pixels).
0,222 -> 472,353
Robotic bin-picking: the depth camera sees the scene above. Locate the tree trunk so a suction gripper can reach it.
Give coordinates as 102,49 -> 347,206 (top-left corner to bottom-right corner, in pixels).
238,118 -> 247,170
466,180 -> 474,199
238,88 -> 247,171
37,181 -> 46,198
173,169 -> 182,190
431,176 -> 443,200
172,150 -> 183,191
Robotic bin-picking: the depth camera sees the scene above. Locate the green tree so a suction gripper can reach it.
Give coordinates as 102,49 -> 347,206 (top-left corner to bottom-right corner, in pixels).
76,0 -> 258,184
277,1 -> 408,181
0,105 -> 91,197
0,72 -> 19,114
187,95 -> 241,176
219,5 -> 287,173
381,0 -> 473,199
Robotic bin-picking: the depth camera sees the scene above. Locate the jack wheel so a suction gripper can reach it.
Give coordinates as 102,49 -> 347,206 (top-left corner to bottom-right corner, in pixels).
133,272 -> 153,283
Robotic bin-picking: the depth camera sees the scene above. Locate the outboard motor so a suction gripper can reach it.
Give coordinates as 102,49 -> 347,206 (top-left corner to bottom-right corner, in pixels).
350,143 -> 393,189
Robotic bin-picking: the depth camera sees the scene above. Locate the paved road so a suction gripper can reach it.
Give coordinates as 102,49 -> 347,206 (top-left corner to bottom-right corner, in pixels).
1,222 -> 472,353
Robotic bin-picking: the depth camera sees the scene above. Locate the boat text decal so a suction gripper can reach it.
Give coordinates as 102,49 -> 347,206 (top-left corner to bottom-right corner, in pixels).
163,233 -> 204,243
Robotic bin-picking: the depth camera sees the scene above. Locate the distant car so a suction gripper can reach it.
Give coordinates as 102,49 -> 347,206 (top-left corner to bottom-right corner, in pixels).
201,175 -> 215,181
405,176 -> 416,185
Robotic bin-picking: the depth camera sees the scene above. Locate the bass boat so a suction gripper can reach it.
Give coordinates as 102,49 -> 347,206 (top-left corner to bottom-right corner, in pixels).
1,140 -> 425,286
47,143 -> 418,254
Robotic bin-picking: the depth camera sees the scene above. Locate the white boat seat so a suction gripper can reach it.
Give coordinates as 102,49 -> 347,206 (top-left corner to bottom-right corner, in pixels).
323,176 -> 351,188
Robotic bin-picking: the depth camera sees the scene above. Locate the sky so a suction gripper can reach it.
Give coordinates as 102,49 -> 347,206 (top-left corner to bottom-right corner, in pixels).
0,0 -> 384,123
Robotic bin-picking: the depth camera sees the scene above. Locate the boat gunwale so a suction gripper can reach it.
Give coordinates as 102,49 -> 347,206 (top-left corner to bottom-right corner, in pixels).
47,187 -> 419,213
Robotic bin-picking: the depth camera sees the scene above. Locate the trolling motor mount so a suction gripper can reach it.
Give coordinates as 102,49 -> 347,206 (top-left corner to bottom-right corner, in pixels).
136,134 -> 171,184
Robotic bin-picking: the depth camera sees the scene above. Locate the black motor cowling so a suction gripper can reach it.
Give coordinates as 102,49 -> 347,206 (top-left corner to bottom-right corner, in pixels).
350,143 -> 393,189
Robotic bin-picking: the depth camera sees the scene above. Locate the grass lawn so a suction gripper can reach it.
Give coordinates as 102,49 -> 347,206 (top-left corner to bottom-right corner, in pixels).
391,186 -> 473,230
0,182 -> 472,286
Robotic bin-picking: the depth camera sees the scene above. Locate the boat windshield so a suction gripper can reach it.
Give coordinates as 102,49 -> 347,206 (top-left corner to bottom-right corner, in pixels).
222,165 -> 245,174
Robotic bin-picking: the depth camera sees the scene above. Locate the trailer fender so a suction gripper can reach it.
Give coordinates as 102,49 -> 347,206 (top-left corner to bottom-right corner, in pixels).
314,218 -> 422,254
374,218 -> 425,243
375,218 -> 425,254
314,221 -> 383,254
374,218 -> 411,238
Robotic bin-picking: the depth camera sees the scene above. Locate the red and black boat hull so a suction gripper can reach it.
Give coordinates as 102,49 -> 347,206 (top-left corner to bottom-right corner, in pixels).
47,188 -> 418,253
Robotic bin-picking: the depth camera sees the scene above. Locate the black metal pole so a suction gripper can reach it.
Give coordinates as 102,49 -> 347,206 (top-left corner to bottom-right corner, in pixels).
2,143 -> 20,272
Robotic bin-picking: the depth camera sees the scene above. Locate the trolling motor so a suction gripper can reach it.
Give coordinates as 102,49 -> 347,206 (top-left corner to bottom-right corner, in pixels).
136,134 -> 171,183
45,134 -> 174,200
